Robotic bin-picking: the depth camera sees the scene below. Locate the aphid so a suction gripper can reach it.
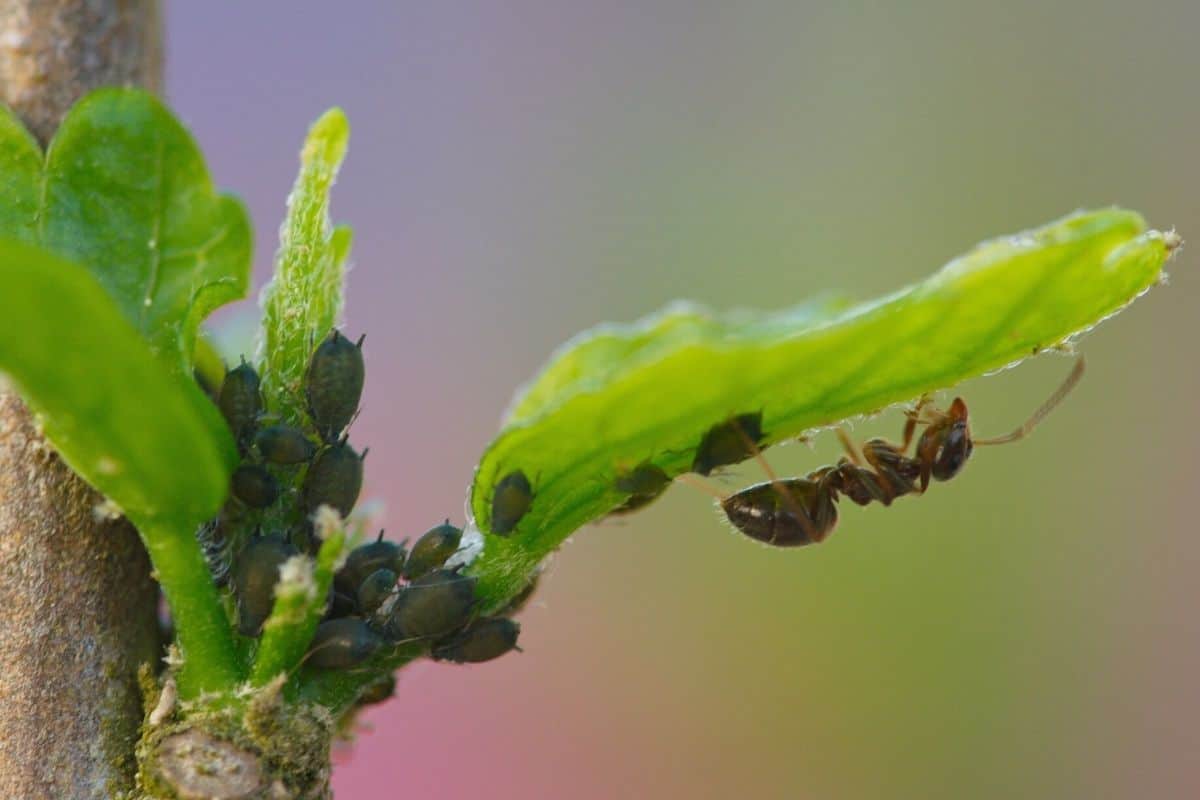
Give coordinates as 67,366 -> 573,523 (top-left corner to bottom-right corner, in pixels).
306,617 -> 384,670
611,461 -> 671,514
383,569 -> 477,640
719,358 -> 1086,547
306,330 -> 365,442
324,590 -> 358,620
334,531 -> 406,595
254,424 -> 317,465
692,412 -> 765,476
302,440 -> 365,517
230,464 -> 280,509
217,360 -> 262,445
432,618 -> 521,664
233,534 -> 299,635
356,674 -> 396,707
356,568 -> 398,615
402,521 -> 462,580
490,470 -> 532,535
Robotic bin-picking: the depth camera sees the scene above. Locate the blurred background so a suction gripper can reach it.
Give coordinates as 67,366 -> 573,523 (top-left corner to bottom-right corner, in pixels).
171,2 -> 1196,797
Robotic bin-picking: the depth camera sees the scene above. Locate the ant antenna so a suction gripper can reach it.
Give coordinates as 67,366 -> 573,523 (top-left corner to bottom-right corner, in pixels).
975,356 -> 1085,446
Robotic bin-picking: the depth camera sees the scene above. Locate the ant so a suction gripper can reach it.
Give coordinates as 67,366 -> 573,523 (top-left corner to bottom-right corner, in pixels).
690,357 -> 1086,547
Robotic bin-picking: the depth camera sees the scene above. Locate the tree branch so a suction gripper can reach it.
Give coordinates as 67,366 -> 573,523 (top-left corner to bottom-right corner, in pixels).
0,2 -> 162,797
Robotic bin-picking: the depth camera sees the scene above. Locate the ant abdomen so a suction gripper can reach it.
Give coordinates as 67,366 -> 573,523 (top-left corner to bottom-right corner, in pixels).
721,478 -> 837,547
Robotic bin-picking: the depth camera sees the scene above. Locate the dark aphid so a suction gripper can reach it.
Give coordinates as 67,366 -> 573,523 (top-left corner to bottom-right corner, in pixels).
490,470 -> 532,535
306,330 -> 365,442
233,535 -> 299,636
306,617 -> 384,670
402,521 -> 462,580
383,569 -> 477,640
231,464 -> 280,509
217,360 -> 262,445
356,674 -> 396,707
722,476 -> 838,547
335,532 -> 406,596
324,590 -> 358,620
254,424 -> 317,465
432,618 -> 521,664
302,440 -> 364,516
692,412 -> 765,476
611,461 -> 671,514
356,568 -> 398,615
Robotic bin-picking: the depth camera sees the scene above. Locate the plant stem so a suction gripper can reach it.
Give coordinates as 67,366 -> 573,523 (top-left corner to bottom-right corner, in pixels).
301,644 -> 427,714
136,514 -> 242,696
251,523 -> 346,687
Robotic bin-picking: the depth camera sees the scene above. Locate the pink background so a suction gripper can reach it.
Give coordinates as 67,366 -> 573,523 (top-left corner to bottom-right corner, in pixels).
171,3 -> 1198,797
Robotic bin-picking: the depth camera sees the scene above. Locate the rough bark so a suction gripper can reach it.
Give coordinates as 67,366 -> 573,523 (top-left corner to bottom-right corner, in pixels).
0,2 -> 163,798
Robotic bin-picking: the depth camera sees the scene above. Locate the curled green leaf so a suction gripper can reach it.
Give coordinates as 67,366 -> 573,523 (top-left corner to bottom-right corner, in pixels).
466,209 -> 1178,608
258,109 -> 353,423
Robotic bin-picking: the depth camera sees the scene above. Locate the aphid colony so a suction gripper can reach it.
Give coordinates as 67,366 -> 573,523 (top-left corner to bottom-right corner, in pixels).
487,358 -> 1085,548
200,330 -> 522,681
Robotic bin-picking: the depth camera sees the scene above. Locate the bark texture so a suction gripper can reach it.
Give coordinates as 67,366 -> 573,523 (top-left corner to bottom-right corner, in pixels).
0,2 -> 163,797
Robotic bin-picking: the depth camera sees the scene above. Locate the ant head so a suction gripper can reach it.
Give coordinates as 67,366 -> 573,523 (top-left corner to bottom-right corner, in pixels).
917,397 -> 975,483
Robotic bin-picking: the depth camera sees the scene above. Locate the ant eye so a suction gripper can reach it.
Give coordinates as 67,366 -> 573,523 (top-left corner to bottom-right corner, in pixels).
932,425 -> 972,481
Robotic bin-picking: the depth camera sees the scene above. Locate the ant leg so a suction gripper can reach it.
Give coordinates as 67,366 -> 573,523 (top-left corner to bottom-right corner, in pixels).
835,427 -> 863,465
900,395 -> 935,452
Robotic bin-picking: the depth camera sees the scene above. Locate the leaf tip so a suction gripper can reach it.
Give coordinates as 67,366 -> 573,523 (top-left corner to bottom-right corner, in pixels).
304,107 -> 350,168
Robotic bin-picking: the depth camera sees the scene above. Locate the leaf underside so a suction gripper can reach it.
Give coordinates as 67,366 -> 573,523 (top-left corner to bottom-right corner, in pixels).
467,209 -> 1176,608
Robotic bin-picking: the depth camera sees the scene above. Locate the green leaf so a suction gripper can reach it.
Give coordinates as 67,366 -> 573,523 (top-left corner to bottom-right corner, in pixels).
0,90 -> 252,375
466,209 -> 1178,608
258,109 -> 353,423
0,240 -> 240,694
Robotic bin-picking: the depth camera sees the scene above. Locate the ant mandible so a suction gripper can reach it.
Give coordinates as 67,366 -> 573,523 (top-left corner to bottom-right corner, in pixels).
714,357 -> 1086,547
